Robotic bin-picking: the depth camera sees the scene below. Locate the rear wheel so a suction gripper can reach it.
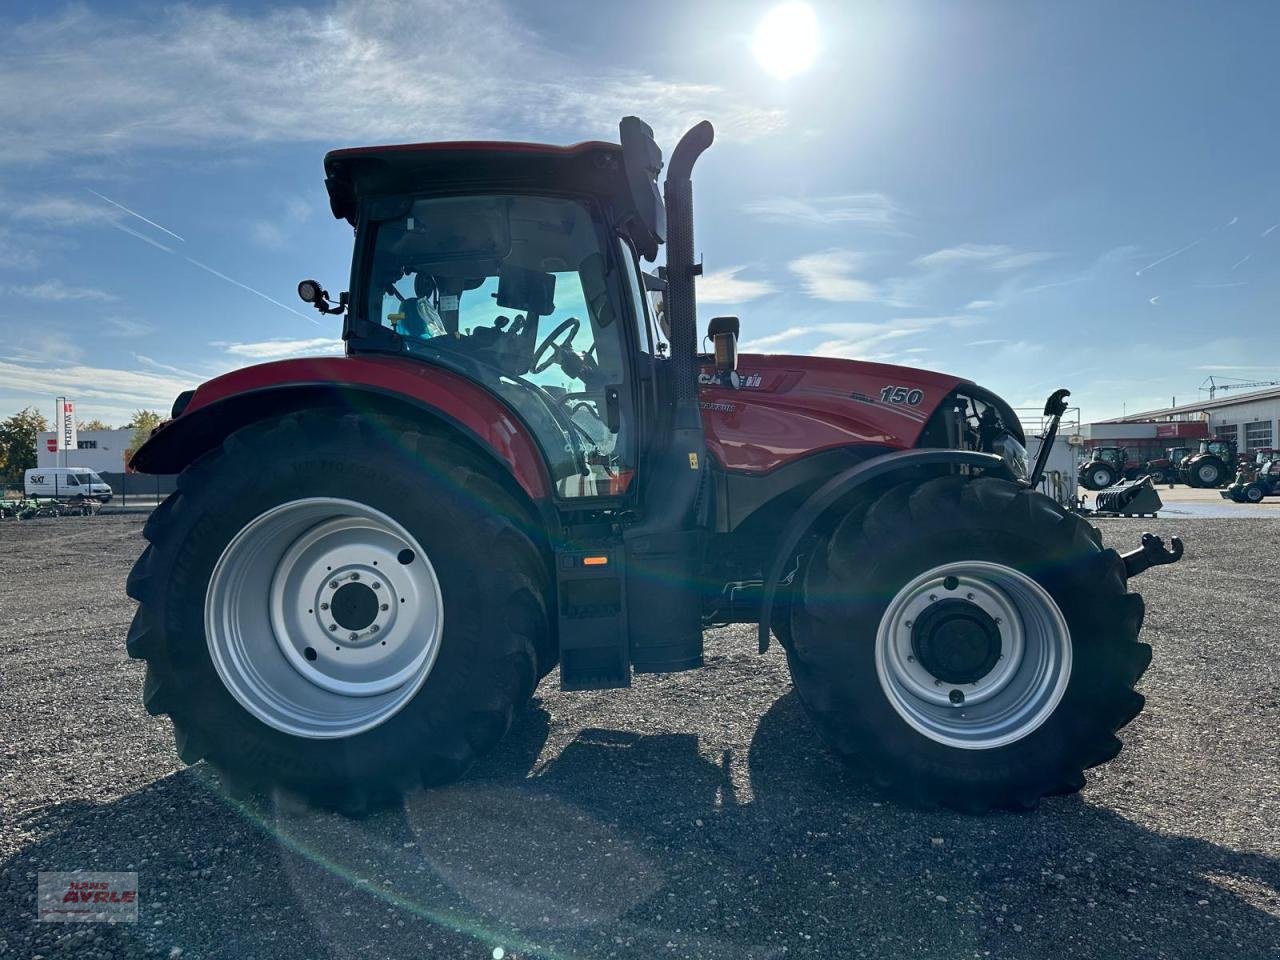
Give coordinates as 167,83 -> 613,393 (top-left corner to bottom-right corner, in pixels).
783,476 -> 1149,811
127,412 -> 551,809
1245,483 -> 1265,503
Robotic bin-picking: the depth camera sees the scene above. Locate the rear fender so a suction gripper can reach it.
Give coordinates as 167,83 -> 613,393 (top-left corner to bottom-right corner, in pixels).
131,381 -> 553,515
756,448 -> 1014,652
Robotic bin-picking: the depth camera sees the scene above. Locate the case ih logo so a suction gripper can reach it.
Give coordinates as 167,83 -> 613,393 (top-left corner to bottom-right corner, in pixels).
38,872 -> 139,923
699,371 -> 763,389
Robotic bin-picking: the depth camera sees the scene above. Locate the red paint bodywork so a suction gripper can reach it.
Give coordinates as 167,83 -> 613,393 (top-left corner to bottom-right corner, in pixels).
175,356 -> 553,499
157,352 -> 966,498
699,355 -> 965,473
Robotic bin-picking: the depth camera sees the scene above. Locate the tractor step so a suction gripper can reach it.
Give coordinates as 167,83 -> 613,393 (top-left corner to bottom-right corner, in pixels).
555,539 -> 630,691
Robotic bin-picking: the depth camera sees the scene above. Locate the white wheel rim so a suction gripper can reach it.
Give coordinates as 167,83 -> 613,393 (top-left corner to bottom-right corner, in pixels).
205,498 -> 443,739
1198,464 -> 1218,483
875,561 -> 1072,750
1092,469 -> 1110,487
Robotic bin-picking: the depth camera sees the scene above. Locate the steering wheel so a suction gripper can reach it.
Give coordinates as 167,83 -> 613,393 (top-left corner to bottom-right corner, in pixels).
531,317 -> 580,374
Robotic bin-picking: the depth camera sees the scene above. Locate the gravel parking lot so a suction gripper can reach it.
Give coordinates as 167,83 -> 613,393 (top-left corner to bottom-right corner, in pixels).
1,514 -> 1277,960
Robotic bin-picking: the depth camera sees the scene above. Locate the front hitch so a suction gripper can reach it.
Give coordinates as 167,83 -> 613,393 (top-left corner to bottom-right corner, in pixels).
1121,532 -> 1184,578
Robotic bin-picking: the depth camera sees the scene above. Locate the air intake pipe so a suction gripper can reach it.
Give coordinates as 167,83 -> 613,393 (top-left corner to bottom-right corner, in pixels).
663,120 -> 715,430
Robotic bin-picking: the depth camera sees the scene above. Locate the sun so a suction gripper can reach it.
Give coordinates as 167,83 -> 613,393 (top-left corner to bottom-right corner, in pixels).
752,2 -> 819,79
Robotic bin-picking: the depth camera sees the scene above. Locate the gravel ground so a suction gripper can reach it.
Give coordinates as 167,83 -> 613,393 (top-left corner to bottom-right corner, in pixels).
1,514 -> 1277,960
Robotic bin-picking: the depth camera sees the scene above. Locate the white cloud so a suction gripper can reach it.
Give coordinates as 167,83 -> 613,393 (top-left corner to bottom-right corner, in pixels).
8,196 -> 114,226
741,315 -> 972,360
105,317 -> 154,337
696,267 -> 776,304
0,226 -> 41,269
914,244 -> 1054,272
788,250 -> 881,302
0,2 -> 786,165
964,299 -> 997,310
0,358 -> 191,414
216,338 -> 344,360
744,193 -> 900,229
7,280 -> 117,302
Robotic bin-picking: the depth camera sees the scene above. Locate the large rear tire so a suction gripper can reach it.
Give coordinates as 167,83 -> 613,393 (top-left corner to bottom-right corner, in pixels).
782,476 -> 1150,812
126,412 -> 551,810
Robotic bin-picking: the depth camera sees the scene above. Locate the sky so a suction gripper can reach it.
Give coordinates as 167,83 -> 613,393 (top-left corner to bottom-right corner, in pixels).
1,0 -> 1277,426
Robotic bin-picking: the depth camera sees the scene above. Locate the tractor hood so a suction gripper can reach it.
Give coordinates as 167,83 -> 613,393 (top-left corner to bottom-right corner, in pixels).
697,353 -> 985,473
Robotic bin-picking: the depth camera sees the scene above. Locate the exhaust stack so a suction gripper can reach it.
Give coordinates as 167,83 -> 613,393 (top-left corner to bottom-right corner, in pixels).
663,121 -> 715,429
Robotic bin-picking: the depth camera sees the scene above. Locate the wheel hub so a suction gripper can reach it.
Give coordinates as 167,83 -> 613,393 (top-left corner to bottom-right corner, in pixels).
327,578 -> 384,637
911,599 -> 1003,684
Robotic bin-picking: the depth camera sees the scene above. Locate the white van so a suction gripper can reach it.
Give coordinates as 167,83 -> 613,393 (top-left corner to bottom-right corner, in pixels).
24,467 -> 113,501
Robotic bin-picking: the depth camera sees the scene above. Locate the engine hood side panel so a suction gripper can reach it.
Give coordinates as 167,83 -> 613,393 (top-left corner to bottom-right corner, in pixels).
699,354 -> 966,473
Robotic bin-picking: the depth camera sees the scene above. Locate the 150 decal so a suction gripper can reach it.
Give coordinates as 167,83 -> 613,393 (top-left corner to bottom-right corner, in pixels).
879,385 -> 924,406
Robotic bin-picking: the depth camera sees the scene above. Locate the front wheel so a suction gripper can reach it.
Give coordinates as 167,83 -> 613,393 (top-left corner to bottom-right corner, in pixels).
1244,483 -> 1265,503
783,476 -> 1150,812
1082,464 -> 1115,490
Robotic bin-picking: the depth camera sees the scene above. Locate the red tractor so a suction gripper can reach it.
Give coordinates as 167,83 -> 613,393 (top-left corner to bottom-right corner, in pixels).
1142,446 -> 1190,485
1077,446 -> 1134,490
127,118 -> 1181,813
1178,439 -> 1235,488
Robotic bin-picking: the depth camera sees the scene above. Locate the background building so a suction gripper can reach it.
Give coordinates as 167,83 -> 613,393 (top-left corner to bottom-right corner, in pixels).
1097,386 -> 1280,454
35,428 -> 135,474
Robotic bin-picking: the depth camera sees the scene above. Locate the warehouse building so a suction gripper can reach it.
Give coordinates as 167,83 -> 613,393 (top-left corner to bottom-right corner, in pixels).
35,428 -> 136,474
1098,386 -> 1280,454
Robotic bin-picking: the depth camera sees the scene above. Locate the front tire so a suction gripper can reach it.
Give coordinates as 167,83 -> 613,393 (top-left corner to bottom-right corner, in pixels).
127,412 -> 551,809
1081,464 -> 1115,490
783,476 -> 1150,812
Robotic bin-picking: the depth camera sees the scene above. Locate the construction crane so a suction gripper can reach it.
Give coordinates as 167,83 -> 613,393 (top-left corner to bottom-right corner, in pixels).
1199,375 -> 1280,400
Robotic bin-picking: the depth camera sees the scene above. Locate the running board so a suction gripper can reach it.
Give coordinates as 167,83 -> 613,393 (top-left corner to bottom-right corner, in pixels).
555,540 -> 630,691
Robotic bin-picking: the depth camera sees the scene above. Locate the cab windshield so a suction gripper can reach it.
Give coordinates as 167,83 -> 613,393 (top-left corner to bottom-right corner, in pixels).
365,194 -> 634,497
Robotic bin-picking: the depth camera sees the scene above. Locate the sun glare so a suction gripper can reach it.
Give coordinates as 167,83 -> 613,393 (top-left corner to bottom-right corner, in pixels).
752,2 -> 819,80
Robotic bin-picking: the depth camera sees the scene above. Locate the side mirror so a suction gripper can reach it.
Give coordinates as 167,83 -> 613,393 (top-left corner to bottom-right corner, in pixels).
708,315 -> 739,376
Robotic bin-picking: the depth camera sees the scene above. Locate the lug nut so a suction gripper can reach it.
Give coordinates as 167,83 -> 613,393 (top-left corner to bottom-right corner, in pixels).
380,603 -> 389,611
329,580 -> 339,589
320,602 -> 329,610
350,572 -> 360,581
371,624 -> 380,633
928,594 -> 937,602
328,624 -> 337,632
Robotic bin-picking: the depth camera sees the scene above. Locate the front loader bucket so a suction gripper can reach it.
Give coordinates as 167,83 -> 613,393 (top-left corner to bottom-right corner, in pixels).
1094,476 -> 1163,517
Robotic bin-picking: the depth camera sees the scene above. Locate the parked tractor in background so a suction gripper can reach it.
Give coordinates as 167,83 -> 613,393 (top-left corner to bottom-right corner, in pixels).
1078,446 -> 1135,490
1142,446 -> 1190,485
1223,457 -> 1280,503
125,117 -> 1182,815
1178,439 -> 1235,488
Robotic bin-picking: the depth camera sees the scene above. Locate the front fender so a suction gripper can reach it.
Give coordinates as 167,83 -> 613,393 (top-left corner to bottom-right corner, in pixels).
757,448 -> 1015,652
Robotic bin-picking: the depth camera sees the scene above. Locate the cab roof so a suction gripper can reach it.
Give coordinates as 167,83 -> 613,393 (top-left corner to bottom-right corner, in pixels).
323,139 -> 627,224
